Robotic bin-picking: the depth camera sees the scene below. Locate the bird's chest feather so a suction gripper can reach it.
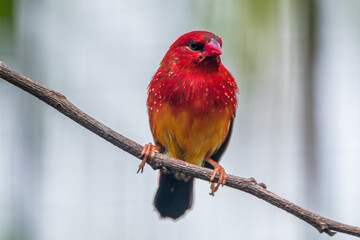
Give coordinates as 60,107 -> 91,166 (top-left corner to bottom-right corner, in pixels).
149,102 -> 232,166
147,69 -> 237,166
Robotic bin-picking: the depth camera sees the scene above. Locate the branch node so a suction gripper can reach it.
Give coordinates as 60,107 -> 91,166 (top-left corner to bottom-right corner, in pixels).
258,182 -> 267,189
325,229 -> 337,237
50,90 -> 66,100
246,177 -> 257,184
318,221 -> 336,236
161,166 -> 171,175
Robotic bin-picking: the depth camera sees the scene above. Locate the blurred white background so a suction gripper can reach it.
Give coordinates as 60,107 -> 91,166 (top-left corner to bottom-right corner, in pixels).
0,0 -> 359,239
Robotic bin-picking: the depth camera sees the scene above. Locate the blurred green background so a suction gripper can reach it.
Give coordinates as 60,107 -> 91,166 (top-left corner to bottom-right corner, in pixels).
1,0 -> 359,240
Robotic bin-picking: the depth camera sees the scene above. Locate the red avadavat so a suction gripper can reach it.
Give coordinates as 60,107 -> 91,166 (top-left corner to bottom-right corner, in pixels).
139,31 -> 238,219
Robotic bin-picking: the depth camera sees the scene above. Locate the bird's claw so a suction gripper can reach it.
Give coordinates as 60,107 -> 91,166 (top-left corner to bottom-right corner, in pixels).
206,158 -> 227,196
138,143 -> 157,173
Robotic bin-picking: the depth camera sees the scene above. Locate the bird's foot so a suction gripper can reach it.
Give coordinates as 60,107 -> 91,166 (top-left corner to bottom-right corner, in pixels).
206,158 -> 227,196
137,143 -> 159,173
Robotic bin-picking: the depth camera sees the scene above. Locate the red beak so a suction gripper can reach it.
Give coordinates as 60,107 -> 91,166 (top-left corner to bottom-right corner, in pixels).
203,39 -> 222,58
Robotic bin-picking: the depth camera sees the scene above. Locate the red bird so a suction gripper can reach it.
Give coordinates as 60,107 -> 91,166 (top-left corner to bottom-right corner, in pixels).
139,31 -> 238,219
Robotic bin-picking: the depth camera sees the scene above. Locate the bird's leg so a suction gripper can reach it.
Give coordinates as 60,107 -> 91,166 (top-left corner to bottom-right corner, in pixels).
205,158 -> 227,196
137,143 -> 160,173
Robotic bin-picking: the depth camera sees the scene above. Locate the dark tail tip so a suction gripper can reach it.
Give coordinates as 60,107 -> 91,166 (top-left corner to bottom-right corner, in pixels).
154,172 -> 194,220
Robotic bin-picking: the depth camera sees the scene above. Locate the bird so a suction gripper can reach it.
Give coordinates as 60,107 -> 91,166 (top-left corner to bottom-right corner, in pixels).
138,31 -> 238,220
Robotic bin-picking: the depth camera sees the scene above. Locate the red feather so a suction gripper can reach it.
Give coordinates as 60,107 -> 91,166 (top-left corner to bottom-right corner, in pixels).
148,31 -> 238,116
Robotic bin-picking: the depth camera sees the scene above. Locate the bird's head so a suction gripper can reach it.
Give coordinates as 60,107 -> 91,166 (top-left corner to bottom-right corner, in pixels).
161,31 -> 223,71
149,31 -> 238,114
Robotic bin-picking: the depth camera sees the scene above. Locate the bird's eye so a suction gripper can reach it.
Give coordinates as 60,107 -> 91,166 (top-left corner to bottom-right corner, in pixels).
187,40 -> 204,51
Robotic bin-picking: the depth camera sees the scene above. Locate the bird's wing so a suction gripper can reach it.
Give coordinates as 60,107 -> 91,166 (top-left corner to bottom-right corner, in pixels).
203,119 -> 234,169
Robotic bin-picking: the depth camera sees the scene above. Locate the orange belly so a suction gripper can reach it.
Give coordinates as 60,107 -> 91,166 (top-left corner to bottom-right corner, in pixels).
150,102 -> 232,166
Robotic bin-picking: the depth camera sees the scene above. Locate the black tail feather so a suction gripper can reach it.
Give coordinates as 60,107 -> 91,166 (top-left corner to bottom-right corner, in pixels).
154,172 -> 194,219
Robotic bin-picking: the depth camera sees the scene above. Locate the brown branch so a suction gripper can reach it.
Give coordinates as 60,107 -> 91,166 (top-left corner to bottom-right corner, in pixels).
1,61 -> 359,238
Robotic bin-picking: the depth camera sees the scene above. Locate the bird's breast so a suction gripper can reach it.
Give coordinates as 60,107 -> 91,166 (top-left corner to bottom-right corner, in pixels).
149,102 -> 232,166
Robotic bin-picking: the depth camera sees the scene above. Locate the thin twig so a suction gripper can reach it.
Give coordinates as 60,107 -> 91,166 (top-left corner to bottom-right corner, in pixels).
1,61 -> 359,238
